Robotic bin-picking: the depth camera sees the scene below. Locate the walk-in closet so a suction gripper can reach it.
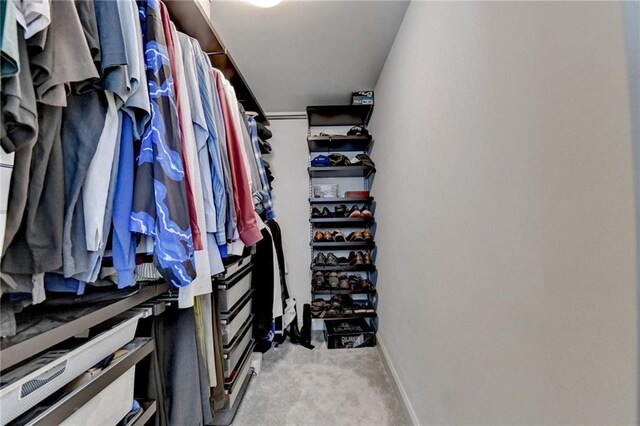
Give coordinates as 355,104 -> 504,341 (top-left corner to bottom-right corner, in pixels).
1,0 -> 639,425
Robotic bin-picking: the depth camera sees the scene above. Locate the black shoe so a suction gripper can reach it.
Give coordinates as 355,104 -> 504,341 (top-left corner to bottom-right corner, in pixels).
313,252 -> 327,265
349,252 -> 364,265
321,207 -> 332,218
334,204 -> 347,218
311,207 -> 322,218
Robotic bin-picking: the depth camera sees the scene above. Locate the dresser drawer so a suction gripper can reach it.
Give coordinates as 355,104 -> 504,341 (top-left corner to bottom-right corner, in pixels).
217,263 -> 252,312
224,340 -> 255,410
220,290 -> 253,346
222,316 -> 254,380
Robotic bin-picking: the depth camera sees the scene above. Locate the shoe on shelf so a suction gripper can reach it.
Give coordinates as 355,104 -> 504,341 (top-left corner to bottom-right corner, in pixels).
348,205 -> 362,218
340,295 -> 354,309
347,230 -> 364,242
313,231 -> 325,242
311,207 -> 322,218
333,230 -> 345,242
330,295 -> 342,309
360,206 -> 373,219
312,272 -> 326,289
360,279 -> 373,290
348,275 -> 360,288
314,252 -> 327,265
339,274 -> 350,289
327,272 -> 340,289
363,251 -> 372,265
362,229 -> 373,241
349,252 -> 364,266
326,253 -> 340,266
321,207 -> 332,218
334,204 -> 347,218
323,231 -> 333,241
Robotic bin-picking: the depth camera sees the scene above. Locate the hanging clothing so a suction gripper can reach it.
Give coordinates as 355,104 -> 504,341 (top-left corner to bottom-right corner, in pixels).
248,115 -> 275,220
1,23 -> 37,255
159,2 -> 203,253
130,0 -> 195,289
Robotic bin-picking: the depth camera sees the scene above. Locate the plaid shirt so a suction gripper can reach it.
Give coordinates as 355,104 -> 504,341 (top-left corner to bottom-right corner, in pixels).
247,116 -> 275,220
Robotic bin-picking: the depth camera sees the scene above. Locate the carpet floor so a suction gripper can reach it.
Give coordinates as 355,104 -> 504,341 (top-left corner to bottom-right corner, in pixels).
232,335 -> 410,426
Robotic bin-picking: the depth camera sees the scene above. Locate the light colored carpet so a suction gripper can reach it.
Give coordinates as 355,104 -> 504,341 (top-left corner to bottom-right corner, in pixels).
232,336 -> 410,426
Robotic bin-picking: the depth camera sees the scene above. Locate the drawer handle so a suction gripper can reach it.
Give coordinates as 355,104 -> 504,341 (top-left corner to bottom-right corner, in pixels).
21,361 -> 67,398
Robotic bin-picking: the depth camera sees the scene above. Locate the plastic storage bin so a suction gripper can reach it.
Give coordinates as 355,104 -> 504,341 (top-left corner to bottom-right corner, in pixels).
0,310 -> 146,424
60,366 -> 135,426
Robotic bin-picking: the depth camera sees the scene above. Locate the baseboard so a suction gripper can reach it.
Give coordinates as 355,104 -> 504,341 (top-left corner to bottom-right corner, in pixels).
377,336 -> 420,426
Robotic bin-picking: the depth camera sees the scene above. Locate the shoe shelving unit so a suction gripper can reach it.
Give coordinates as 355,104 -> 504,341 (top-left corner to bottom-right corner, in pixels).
306,105 -> 378,337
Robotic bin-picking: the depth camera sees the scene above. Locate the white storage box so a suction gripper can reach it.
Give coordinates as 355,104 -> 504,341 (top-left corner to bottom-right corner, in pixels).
313,184 -> 338,198
60,366 -> 135,426
0,310 -> 145,424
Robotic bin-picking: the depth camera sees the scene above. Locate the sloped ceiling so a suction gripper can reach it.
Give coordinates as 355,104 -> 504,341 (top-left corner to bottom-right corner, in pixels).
210,0 -> 409,114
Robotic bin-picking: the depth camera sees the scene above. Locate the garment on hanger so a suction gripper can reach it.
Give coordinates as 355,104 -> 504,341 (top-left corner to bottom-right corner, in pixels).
130,0 -> 195,289
248,116 -> 275,220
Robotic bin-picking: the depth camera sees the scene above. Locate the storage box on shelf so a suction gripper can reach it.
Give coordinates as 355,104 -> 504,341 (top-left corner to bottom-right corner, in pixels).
306,104 -> 378,347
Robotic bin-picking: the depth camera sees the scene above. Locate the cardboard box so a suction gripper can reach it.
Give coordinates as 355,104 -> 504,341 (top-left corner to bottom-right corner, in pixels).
351,91 -> 374,106
324,318 -> 376,349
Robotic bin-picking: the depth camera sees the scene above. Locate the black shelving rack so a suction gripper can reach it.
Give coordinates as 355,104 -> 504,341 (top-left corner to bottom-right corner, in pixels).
306,104 -> 378,341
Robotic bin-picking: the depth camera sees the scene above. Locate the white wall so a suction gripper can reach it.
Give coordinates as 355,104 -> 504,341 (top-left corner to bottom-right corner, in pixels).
265,119 -> 312,322
369,2 -> 638,424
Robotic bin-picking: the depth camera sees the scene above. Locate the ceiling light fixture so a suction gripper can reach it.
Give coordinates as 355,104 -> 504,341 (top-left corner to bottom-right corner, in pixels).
248,0 -> 281,8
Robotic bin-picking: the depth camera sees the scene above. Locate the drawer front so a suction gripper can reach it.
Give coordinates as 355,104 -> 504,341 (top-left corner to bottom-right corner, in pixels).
223,255 -> 252,279
225,341 -> 255,410
217,266 -> 252,312
221,299 -> 252,346
223,320 -> 253,379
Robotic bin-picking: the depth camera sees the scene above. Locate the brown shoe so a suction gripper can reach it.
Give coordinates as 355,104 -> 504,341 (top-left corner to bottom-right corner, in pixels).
363,251 -> 372,265
323,231 -> 333,241
313,231 -> 325,241
362,229 -> 373,241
